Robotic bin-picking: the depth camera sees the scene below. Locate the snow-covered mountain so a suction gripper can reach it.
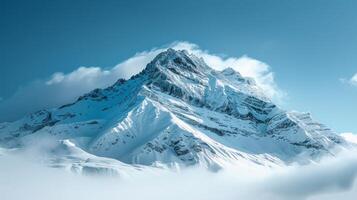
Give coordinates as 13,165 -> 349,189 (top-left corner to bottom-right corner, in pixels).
0,49 -> 348,172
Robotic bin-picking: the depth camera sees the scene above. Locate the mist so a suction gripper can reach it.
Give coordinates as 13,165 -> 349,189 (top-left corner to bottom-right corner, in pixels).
1,148 -> 357,200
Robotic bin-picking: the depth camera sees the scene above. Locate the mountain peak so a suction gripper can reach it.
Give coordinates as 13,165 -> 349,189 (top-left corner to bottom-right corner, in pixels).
147,48 -> 207,72
153,48 -> 187,61
0,48 -> 347,172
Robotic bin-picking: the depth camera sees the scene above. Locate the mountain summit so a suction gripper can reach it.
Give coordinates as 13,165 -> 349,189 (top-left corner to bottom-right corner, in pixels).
0,49 -> 347,172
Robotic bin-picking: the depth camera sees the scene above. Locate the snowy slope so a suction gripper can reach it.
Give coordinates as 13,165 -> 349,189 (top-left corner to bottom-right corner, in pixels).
0,49 -> 348,172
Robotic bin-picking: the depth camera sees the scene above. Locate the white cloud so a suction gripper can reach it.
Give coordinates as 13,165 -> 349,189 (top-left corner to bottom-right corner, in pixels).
0,41 -> 283,122
349,74 -> 357,86
340,73 -> 357,87
341,133 -> 357,144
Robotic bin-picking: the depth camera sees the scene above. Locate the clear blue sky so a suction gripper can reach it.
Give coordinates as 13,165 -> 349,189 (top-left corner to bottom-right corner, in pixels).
0,0 -> 356,133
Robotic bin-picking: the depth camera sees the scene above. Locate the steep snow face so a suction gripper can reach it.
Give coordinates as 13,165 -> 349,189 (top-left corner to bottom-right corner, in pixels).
0,49 -> 347,171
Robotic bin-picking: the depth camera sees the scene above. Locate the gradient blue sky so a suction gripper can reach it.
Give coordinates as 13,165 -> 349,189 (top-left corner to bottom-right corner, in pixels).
0,0 -> 356,133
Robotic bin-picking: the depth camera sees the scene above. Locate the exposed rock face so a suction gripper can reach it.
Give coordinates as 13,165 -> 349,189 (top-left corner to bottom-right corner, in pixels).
0,49 -> 347,171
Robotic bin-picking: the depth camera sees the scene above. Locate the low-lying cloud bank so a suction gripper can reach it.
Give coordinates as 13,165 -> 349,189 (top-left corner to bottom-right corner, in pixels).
0,41 -> 283,122
1,149 -> 357,200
